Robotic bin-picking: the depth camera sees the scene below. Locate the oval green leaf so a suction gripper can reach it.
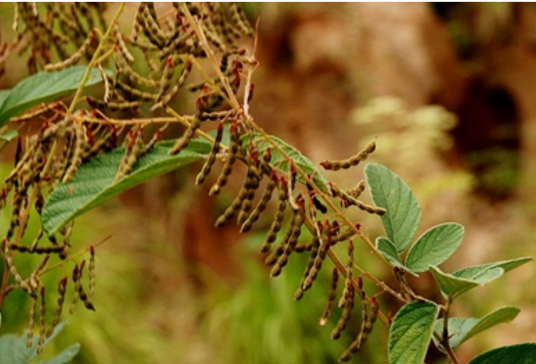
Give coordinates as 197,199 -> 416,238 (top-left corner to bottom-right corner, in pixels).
365,163 -> 421,252
405,223 -> 464,273
453,257 -> 533,280
376,237 -> 406,270
242,133 -> 330,193
0,66 -> 109,126
435,307 -> 520,350
388,301 -> 439,364
469,343 -> 536,364
430,265 -> 504,299
42,139 -> 211,235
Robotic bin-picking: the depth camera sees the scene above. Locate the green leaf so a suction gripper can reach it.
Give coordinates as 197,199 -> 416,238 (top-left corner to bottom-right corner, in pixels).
0,322 -> 67,364
429,265 -> 503,298
36,343 -> 80,364
0,129 -> 18,141
0,66 -> 109,127
388,301 -> 439,364
405,223 -> 464,273
376,237 -> 406,270
453,257 -> 533,280
435,307 -> 520,350
0,90 -> 10,109
42,139 -> 211,235
469,343 -> 536,364
242,133 -> 330,193
365,163 -> 421,252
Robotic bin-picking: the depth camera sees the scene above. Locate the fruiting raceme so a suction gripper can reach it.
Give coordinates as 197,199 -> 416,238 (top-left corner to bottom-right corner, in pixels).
209,121 -> 240,195
44,29 -> 95,71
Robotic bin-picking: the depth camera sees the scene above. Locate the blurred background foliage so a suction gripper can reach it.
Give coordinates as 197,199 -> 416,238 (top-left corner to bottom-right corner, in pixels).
1,2 -> 536,364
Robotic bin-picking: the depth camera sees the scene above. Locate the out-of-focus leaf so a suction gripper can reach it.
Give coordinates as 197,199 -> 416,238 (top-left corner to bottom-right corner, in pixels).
469,343 -> 536,364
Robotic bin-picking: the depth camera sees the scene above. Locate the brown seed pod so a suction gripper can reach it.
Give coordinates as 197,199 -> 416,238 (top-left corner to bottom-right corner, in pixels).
214,161 -> 258,228
319,268 -> 339,326
331,285 -> 355,341
240,170 -> 278,233
87,96 -> 141,112
46,277 -> 68,338
259,177 -> 288,252
209,121 -> 240,195
140,3 -> 166,47
302,223 -> 332,291
168,111 -> 200,156
69,264 -> 81,314
339,241 -> 355,309
62,121 -> 88,183
347,180 -> 365,198
89,245 -> 95,297
196,121 -> 224,186
229,2 -> 254,36
115,50 -> 160,88
37,287 -> 46,354
115,79 -> 158,101
152,59 -> 192,110
115,127 -> 144,182
320,140 -> 376,171
26,292 -> 37,348
44,29 -> 95,71
114,23 -> 134,63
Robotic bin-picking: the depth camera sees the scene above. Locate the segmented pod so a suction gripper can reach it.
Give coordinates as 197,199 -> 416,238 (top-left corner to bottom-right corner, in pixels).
319,268 -> 339,326
209,122 -> 240,195
320,140 -> 376,171
44,30 -> 95,71
196,121 -> 224,185
240,171 -> 278,233
46,277 -> 67,337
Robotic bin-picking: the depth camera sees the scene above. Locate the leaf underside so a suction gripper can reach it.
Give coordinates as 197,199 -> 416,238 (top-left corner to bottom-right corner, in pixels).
365,163 -> 421,253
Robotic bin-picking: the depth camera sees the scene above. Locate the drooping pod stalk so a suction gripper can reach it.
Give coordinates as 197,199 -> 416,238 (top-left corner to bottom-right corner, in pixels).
209,121 -> 240,195
320,140 -> 376,171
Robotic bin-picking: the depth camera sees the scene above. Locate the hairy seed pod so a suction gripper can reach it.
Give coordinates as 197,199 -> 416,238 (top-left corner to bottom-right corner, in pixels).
152,59 -> 192,110
115,51 -> 160,88
240,171 -> 278,233
69,264 -> 81,314
115,127 -> 144,182
260,177 -> 288,252
168,111 -> 200,155
62,122 -> 87,183
303,225 -> 331,291
214,164 -> 256,228
319,268 -> 339,326
236,163 -> 261,225
97,64 -> 112,104
131,3 -> 143,40
320,140 -> 376,171
200,110 -> 234,122
89,245 -> 95,297
156,55 -> 182,101
209,122 -> 240,195
3,238 -> 30,292
45,30 -> 95,71
78,284 -> 95,311
230,2 -> 254,36
114,23 -> 134,63
27,292 -> 37,348
87,96 -> 141,112
46,277 -> 67,337
307,179 -> 327,214
347,180 -> 365,198
196,122 -> 224,185
140,3 -> 166,47
293,238 -> 319,300
339,241 -> 355,308
344,195 -> 386,215
331,286 -> 355,340
114,79 -> 157,101
37,287 -> 46,354
10,243 -> 64,254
